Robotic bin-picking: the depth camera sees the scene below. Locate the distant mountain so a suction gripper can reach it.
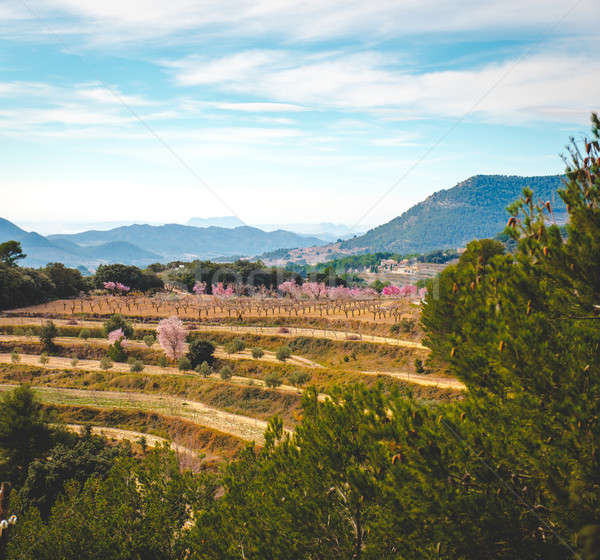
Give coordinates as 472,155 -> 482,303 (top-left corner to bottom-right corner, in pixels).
49,224 -> 325,261
341,175 -> 567,254
187,216 -> 245,228
255,222 -> 365,242
0,218 -> 161,268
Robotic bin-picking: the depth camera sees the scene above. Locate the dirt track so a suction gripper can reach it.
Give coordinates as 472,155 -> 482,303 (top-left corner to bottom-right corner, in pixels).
0,383 -> 270,443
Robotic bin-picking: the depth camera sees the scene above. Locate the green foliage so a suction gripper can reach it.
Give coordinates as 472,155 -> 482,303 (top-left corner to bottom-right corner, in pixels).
0,240 -> 26,266
38,352 -> 48,365
10,350 -> 20,364
39,320 -> 58,352
0,386 -> 52,485
78,328 -> 91,340
224,338 -> 245,355
99,356 -> 113,370
94,263 -> 164,292
195,361 -> 212,377
219,366 -> 233,380
70,355 -> 79,368
264,373 -> 282,389
288,371 -> 311,387
42,263 -> 87,298
414,358 -> 425,374
178,357 -> 192,371
157,355 -> 168,368
103,314 -> 133,338
107,340 -> 127,363
142,334 -> 156,347
251,347 -> 264,359
187,339 -> 215,368
6,448 -> 216,560
275,345 -> 292,362
129,359 -> 145,373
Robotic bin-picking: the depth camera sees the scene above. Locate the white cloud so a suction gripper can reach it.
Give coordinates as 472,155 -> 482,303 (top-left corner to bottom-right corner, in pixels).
10,0 -> 599,44
212,102 -> 307,112
165,49 -> 600,123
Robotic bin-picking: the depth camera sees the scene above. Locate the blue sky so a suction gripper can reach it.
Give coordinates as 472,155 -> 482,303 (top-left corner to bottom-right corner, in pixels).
1,0 -> 598,232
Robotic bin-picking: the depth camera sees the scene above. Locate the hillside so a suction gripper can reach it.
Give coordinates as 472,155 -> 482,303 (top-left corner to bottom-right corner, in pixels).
49,224 -> 324,261
341,175 -> 567,253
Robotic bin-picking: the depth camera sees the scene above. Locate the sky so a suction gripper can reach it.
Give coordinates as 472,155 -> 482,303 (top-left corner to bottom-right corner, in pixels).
1,0 -> 598,233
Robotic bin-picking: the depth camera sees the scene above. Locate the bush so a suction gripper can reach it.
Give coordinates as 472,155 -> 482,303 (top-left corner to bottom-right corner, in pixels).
219,366 -> 233,380
158,355 -> 168,368
390,323 -> 401,334
231,338 -> 246,352
195,361 -> 212,377
39,320 -> 58,352
187,339 -> 215,368
39,352 -> 49,365
289,371 -> 311,387
251,347 -> 264,359
143,334 -> 155,347
276,345 -> 292,362
99,356 -> 113,370
70,355 -> 79,367
78,328 -> 91,340
178,357 -> 192,371
10,350 -> 20,364
264,373 -> 282,388
103,314 -> 133,338
401,318 -> 416,333
130,359 -> 145,373
414,358 -> 425,374
108,340 -> 127,363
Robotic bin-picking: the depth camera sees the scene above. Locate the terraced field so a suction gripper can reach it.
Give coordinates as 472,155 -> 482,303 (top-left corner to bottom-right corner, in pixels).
0,295 -> 459,462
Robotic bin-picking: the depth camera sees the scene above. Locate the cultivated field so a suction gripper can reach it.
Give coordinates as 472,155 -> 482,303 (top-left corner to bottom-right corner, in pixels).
0,293 -> 458,465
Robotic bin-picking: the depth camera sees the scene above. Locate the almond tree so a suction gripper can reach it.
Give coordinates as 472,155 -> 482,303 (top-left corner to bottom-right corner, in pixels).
157,316 -> 187,360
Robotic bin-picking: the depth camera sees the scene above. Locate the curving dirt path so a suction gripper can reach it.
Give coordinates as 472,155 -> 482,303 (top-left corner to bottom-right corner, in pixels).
360,370 -> 465,391
0,383 -> 271,443
0,318 -> 426,349
59,423 -> 198,457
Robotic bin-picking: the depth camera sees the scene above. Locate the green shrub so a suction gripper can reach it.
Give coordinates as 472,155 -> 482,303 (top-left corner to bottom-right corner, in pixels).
99,356 -> 113,370
39,320 -> 58,352
103,314 -> 133,338
219,366 -> 233,380
108,341 -> 127,363
130,359 -> 145,373
158,355 -> 168,368
276,345 -> 292,362
187,339 -> 215,368
415,358 -> 425,374
265,373 -> 282,389
195,361 -> 212,377
143,334 -> 155,347
79,328 -> 91,340
13,327 -> 25,337
251,347 -> 264,359
224,338 -> 245,355
288,371 -> 311,387
70,355 -> 79,367
178,357 -> 192,371
10,350 -> 20,364
39,352 -> 49,365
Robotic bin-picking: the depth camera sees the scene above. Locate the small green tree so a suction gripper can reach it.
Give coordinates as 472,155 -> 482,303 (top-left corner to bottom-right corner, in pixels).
143,334 -> 155,347
251,347 -> 264,359
289,371 -> 311,387
276,345 -> 291,362
178,357 -> 192,371
195,361 -> 212,377
39,320 -> 58,352
187,339 -> 215,368
10,350 -> 20,364
99,356 -> 113,370
264,373 -> 282,389
39,352 -> 49,365
103,314 -> 133,338
219,366 -> 233,380
78,328 -> 91,340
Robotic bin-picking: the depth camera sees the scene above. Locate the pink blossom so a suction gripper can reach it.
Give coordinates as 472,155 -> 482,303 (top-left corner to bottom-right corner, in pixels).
382,285 -> 401,296
108,328 -> 126,345
116,282 -> 130,293
103,281 -> 116,291
157,316 -> 187,360
418,287 -> 428,300
193,281 -> 206,295
278,280 -> 300,298
212,282 -> 235,297
301,282 -> 328,299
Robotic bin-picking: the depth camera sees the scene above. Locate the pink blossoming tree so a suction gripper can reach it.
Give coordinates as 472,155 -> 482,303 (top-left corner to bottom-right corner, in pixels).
157,316 -> 187,360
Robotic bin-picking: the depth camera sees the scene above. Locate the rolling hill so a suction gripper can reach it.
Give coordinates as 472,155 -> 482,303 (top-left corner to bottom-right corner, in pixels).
48,224 -> 325,262
341,175 -> 567,254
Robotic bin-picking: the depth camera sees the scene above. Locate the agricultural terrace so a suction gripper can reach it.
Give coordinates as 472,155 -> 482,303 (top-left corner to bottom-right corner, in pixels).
0,282 -> 459,465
